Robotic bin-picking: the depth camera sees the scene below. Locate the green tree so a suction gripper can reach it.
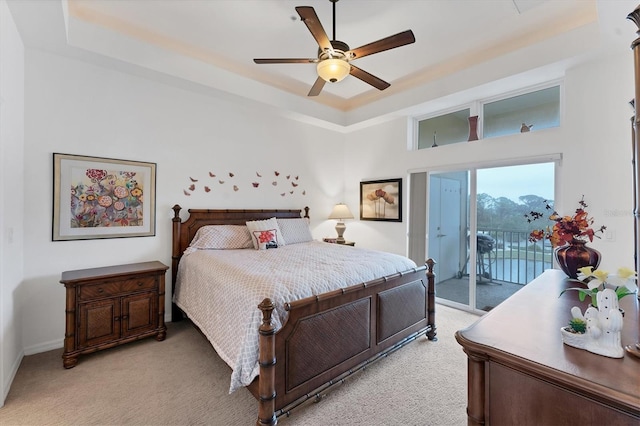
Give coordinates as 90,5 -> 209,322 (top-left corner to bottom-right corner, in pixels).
476,193 -> 554,233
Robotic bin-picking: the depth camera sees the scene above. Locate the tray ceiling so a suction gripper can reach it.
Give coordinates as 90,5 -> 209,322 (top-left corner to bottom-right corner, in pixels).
6,0 -> 637,130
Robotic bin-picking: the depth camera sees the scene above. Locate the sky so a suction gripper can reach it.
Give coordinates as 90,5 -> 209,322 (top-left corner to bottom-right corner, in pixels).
477,162 -> 555,203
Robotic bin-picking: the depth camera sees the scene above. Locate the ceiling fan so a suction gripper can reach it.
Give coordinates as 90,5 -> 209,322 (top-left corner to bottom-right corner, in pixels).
253,0 -> 415,96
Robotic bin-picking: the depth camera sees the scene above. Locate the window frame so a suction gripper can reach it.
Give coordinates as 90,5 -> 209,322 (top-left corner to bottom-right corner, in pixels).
411,79 -> 564,150
479,79 -> 564,139
411,103 -> 476,150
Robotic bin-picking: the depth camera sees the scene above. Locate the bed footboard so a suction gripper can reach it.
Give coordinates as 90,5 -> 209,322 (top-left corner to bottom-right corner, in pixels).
254,259 -> 436,425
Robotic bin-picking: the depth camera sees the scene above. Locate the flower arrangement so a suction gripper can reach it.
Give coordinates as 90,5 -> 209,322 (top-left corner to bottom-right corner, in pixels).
525,196 -> 606,248
560,266 -> 638,307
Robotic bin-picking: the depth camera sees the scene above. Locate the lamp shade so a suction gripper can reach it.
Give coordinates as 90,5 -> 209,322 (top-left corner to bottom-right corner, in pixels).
328,203 -> 354,220
317,59 -> 350,83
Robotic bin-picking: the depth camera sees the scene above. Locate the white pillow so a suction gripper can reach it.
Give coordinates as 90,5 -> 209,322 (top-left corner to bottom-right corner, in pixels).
184,225 -> 253,254
246,217 -> 285,250
277,218 -> 313,245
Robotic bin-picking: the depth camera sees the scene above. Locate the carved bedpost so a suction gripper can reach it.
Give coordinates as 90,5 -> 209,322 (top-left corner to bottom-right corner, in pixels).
171,205 -> 183,321
628,7 -> 640,279
426,258 -> 437,341
257,298 -> 277,426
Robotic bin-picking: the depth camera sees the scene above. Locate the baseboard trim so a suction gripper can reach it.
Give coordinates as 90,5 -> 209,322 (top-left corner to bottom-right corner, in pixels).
2,348 -> 24,408
23,338 -> 63,356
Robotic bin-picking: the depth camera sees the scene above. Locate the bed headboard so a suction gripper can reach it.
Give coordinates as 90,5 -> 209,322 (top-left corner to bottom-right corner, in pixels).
170,204 -> 310,318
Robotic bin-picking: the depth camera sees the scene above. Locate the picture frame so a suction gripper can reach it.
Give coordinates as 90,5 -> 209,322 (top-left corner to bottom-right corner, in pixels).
360,178 -> 402,222
53,153 -> 157,241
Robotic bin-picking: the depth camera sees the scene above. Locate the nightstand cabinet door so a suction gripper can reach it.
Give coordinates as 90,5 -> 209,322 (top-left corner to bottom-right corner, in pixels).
78,298 -> 121,349
122,291 -> 157,338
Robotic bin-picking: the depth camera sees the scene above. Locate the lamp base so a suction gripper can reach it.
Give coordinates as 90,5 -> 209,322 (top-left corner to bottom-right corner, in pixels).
335,222 -> 346,244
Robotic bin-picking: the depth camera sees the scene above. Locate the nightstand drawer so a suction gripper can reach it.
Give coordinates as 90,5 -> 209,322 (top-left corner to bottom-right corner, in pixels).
79,276 -> 157,300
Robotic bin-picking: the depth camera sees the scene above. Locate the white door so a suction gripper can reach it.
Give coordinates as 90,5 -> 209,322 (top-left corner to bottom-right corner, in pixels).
428,175 -> 462,283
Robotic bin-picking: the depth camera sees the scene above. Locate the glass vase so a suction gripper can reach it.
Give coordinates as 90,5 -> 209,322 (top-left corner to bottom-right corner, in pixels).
553,239 -> 601,279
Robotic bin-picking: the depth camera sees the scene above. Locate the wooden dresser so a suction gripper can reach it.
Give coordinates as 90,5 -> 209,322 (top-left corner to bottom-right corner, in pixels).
455,269 -> 640,425
60,261 -> 169,368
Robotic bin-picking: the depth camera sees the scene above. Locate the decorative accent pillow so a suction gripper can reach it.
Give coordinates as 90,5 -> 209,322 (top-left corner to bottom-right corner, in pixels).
251,229 -> 280,250
184,225 -> 253,254
246,217 -> 285,250
277,218 -> 313,245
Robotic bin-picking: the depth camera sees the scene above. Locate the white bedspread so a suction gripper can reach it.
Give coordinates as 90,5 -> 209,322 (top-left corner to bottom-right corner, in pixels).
173,240 -> 417,393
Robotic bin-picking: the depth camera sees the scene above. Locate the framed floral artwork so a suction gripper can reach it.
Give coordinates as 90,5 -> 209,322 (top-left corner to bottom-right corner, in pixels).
360,178 -> 402,222
53,153 -> 157,241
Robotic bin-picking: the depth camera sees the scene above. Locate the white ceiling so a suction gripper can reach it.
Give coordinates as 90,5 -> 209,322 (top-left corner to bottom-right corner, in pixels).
5,0 -> 639,131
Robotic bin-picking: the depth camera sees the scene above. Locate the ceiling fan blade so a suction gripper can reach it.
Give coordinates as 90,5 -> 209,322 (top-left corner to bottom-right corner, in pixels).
253,58 -> 317,64
349,65 -> 390,91
307,77 -> 326,97
347,30 -> 415,60
295,6 -> 332,52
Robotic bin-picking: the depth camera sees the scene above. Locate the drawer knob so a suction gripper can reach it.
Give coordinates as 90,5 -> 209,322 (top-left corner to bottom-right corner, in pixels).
137,282 -> 143,286
97,288 -> 104,293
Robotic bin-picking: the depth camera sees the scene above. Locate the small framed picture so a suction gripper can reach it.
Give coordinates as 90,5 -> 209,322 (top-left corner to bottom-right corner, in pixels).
360,178 -> 402,222
53,153 -> 157,241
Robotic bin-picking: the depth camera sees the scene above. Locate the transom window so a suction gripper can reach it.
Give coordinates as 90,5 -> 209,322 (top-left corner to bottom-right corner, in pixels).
415,84 -> 561,150
483,86 -> 560,138
417,108 -> 470,149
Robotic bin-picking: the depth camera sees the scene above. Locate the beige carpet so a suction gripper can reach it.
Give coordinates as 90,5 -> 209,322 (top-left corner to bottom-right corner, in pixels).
0,305 -> 480,426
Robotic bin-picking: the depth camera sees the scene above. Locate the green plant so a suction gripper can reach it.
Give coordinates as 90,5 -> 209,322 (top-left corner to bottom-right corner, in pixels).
568,317 -> 587,334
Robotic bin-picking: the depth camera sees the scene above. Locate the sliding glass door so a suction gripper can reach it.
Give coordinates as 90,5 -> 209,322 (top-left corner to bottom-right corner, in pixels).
413,161 -> 555,312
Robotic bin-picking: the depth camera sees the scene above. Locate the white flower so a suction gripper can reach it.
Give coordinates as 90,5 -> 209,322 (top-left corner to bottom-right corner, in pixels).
576,266 -> 606,290
572,266 -> 638,303
608,267 -> 638,293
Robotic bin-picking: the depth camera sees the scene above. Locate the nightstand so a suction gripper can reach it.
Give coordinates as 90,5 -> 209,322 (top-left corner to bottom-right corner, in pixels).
323,238 -> 355,246
60,261 -> 168,368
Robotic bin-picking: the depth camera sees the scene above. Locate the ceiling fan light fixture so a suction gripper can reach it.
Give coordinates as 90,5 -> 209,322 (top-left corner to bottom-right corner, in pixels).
254,2 -> 415,96
317,58 -> 350,83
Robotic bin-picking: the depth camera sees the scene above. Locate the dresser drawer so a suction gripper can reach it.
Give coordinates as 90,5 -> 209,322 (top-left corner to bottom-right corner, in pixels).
79,276 -> 157,300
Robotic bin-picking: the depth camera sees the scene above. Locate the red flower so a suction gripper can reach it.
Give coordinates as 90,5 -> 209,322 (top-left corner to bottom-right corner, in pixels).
85,169 -> 107,181
258,231 -> 274,243
525,196 -> 606,248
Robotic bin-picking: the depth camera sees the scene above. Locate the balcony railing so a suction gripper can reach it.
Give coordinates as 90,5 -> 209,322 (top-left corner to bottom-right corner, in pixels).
476,228 -> 554,285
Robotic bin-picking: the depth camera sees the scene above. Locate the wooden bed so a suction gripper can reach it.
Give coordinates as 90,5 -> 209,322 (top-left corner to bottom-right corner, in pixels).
171,205 -> 437,425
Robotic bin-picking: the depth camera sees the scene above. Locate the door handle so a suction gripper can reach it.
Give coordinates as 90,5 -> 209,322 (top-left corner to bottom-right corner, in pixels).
437,234 -> 447,237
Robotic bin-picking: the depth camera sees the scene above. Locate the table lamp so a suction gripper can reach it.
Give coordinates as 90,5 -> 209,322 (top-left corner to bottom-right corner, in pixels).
328,203 -> 354,244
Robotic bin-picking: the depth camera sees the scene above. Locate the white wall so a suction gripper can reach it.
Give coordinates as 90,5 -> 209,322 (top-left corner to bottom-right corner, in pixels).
0,0 -> 25,407
21,48 -> 345,356
342,51 -> 635,271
